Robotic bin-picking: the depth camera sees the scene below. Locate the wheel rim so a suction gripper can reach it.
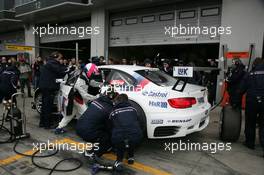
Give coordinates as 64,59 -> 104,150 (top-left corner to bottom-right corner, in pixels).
35,94 -> 42,113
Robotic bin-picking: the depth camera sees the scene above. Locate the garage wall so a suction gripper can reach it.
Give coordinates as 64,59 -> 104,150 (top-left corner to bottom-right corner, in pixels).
216,0 -> 264,101
109,3 -> 221,47
220,0 -> 264,59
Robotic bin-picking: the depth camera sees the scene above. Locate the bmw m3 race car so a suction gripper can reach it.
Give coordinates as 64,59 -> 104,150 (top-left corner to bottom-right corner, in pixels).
33,65 -> 211,139
99,65 -> 211,139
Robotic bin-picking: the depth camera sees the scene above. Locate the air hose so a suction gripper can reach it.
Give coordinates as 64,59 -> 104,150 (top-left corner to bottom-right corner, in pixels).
0,112 -> 14,144
1,113 -> 83,174
0,125 -> 14,144
13,140 -> 83,175
209,88 -> 227,112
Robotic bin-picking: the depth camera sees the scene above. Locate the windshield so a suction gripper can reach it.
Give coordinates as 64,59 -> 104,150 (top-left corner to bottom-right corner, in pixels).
136,69 -> 177,86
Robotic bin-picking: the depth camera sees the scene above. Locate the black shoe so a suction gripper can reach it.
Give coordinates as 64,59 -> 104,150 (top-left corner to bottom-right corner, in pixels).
113,161 -> 123,172
243,142 -> 255,150
39,123 -> 45,128
127,157 -> 134,165
44,124 -> 57,129
28,95 -> 33,98
84,150 -> 96,161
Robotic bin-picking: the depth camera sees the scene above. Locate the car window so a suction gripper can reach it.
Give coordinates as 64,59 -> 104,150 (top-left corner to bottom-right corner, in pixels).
136,70 -> 177,86
101,69 -> 135,86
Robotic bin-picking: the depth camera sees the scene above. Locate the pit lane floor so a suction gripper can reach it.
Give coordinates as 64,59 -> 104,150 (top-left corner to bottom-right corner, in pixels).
0,97 -> 263,175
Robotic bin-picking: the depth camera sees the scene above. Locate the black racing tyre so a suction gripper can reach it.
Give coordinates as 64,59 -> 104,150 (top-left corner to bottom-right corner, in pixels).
34,90 -> 58,114
219,105 -> 242,142
129,100 -> 147,137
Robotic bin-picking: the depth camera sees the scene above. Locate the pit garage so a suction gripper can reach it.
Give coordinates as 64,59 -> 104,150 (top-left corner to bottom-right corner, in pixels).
109,44 -> 219,66
39,20 -> 91,60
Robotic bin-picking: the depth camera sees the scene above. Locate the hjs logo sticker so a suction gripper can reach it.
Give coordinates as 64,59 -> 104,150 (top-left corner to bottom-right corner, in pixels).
173,67 -> 193,77
178,68 -> 188,76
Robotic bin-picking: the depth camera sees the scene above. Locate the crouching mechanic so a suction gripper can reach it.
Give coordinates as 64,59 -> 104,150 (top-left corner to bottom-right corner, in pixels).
55,63 -> 102,134
75,89 -> 118,159
110,94 -> 143,171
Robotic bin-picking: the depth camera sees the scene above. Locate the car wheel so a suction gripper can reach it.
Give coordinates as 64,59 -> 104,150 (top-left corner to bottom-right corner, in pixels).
35,92 -> 42,114
129,100 -> 147,137
219,105 -> 241,142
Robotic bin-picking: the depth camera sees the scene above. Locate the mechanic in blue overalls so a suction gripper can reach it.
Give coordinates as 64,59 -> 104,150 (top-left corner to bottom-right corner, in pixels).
240,57 -> 264,157
110,94 -> 143,171
75,88 -> 118,160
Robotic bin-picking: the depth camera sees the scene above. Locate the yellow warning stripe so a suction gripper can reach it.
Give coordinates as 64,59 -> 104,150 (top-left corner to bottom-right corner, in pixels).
0,138 -> 173,175
63,138 -> 172,175
0,138 -> 67,166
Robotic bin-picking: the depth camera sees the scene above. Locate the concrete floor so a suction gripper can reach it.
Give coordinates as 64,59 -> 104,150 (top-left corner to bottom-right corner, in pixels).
0,97 -> 264,175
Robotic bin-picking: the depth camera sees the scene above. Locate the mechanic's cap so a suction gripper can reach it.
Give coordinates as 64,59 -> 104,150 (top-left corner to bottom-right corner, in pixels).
105,85 -> 119,100
232,58 -> 242,65
144,58 -> 152,64
91,56 -> 100,66
50,51 -> 62,59
163,59 -> 170,64
83,63 -> 99,79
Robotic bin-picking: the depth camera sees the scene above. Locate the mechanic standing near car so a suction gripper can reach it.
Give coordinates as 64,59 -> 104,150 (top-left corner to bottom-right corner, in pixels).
240,57 -> 264,157
161,59 -> 173,76
55,63 -> 102,134
226,58 -> 246,108
39,52 -> 68,129
75,88 -> 117,159
110,94 -> 143,171
0,65 -> 19,103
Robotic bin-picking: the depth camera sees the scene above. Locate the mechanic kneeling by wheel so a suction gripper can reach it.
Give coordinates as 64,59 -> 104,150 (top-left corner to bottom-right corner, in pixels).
110,94 -> 143,171
75,89 -> 117,160
240,57 -> 264,157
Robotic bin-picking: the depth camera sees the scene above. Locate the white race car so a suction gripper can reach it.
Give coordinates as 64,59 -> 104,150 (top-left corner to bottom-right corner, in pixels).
99,65 -> 211,139
33,65 -> 211,139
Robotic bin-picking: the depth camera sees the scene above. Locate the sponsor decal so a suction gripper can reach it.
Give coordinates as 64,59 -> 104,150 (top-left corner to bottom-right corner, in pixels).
173,66 -> 193,77
149,101 -> 168,108
132,73 -> 150,91
167,119 -> 192,123
151,119 -> 163,124
142,90 -> 168,98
